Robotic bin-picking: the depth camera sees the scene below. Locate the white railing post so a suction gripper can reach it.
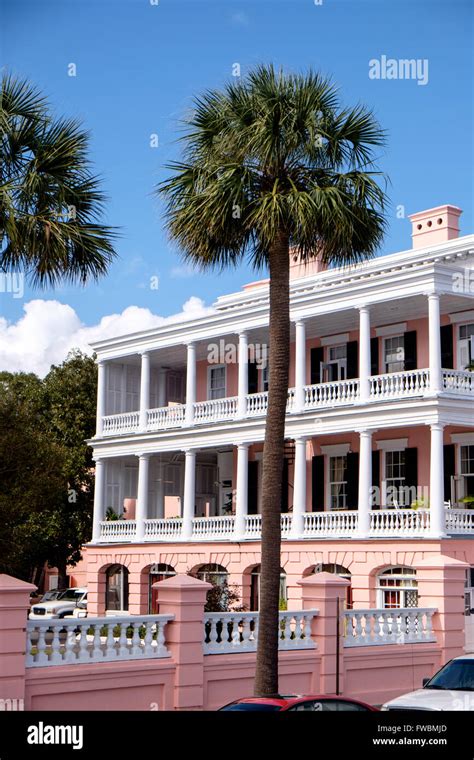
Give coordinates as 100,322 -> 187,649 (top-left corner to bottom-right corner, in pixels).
96,361 -> 106,436
237,331 -> 249,418
430,422 -> 446,538
290,437 -> 307,538
294,319 -> 306,413
92,457 -> 105,542
428,293 -> 443,393
139,351 -> 151,431
136,452 -> 150,542
234,443 -> 249,540
357,430 -> 372,537
184,342 -> 196,426
182,448 -> 196,540
359,305 -> 371,403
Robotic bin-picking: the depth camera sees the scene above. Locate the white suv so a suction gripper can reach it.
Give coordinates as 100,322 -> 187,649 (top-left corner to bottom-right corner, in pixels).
382,654 -> 474,711
29,588 -> 88,620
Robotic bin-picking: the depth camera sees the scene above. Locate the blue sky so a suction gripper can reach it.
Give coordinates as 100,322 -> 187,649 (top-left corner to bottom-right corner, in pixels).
1,0 -> 473,368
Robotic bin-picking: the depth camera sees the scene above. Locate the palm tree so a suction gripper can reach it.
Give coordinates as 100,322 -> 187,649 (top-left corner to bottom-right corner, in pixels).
158,64 -> 388,696
0,74 -> 116,286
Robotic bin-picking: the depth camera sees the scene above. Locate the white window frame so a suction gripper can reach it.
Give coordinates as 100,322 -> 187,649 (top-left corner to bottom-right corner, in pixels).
327,454 -> 348,511
383,449 -> 406,508
376,567 -> 418,609
457,322 -> 474,371
383,334 -> 405,373
207,364 -> 227,400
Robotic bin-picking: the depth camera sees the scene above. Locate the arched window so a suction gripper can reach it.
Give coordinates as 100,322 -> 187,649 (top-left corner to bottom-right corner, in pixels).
250,566 -> 287,611
148,563 -> 176,613
105,564 -> 129,611
196,564 -> 228,586
312,563 -> 353,609
377,567 -> 418,609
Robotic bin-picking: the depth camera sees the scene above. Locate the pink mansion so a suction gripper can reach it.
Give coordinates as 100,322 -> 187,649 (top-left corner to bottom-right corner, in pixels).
79,204 -> 474,623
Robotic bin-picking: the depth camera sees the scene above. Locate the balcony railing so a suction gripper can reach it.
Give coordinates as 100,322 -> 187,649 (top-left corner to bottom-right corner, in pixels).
99,369 -> 473,437
203,610 -> 318,655
343,607 -> 437,647
97,506 -> 474,544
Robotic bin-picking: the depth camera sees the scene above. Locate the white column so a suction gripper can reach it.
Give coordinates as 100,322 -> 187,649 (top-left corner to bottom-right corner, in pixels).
92,458 -> 105,542
294,320 -> 306,412
139,352 -> 151,431
234,443 -> 249,539
96,361 -> 106,436
430,423 -> 446,537
182,449 -> 196,539
185,342 -> 197,426
428,293 -> 442,393
359,306 -> 371,402
290,437 -> 307,538
237,332 -> 249,418
136,453 -> 150,542
157,368 -> 167,408
357,430 -> 372,537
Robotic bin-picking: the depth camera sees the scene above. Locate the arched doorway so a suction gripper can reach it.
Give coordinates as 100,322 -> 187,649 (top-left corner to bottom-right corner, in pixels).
250,566 -> 287,611
195,563 -> 228,586
148,563 -> 176,613
105,564 -> 129,612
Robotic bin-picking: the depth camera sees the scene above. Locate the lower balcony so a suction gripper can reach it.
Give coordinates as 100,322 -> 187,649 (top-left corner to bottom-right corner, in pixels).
97,507 -> 474,544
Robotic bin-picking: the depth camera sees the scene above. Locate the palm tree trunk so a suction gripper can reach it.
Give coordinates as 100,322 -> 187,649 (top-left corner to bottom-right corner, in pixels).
254,232 -> 290,697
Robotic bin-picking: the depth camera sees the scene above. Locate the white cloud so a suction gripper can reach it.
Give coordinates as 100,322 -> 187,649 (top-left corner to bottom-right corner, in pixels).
0,297 -> 214,377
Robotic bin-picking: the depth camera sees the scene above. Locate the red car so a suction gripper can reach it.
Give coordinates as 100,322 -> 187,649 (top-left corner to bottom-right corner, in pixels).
219,695 -> 378,712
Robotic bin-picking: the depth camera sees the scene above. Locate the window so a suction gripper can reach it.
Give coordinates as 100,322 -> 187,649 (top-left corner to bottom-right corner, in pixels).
460,445 -> 474,500
196,564 -> 228,587
106,364 -> 123,414
148,564 -> 176,613
250,566 -> 287,611
125,365 -> 140,412
323,344 -> 347,381
385,450 -> 405,506
208,365 -> 226,400
458,324 -> 474,370
384,335 -> 405,373
262,363 -> 269,392
105,565 -> 129,611
329,456 -> 347,510
377,567 -> 418,609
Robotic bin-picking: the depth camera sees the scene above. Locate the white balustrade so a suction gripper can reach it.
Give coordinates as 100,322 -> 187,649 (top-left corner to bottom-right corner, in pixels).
246,391 -> 268,416
445,509 -> 474,534
102,411 -> 140,435
147,405 -> 185,430
442,369 -> 474,395
192,515 -> 235,539
281,514 -> 293,536
99,520 -> 136,542
304,379 -> 360,408
303,511 -> 358,537
370,369 -> 430,400
244,514 -> 262,538
370,509 -> 430,537
144,517 -> 183,540
203,609 -> 318,654
343,608 -> 437,647
193,397 -> 238,424
26,614 -> 173,667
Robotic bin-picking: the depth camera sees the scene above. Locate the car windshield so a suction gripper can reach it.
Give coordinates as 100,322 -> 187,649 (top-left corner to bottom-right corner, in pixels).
41,591 -> 62,601
220,703 -> 283,711
57,590 -> 82,601
425,660 -> 474,691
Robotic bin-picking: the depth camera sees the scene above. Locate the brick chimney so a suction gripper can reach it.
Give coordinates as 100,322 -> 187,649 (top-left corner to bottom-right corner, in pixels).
408,205 -> 462,249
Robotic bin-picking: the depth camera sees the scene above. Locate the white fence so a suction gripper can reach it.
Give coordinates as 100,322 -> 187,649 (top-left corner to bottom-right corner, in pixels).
26,614 -> 173,667
343,607 -> 437,647
203,610 -> 318,654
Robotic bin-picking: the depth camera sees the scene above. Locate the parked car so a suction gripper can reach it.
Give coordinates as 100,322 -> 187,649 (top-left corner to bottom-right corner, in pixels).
71,593 -> 88,618
382,654 -> 474,711
29,588 -> 88,620
219,695 -> 377,711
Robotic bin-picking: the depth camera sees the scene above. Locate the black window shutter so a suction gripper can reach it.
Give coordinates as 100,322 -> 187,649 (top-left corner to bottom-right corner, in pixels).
247,461 -> 259,515
281,459 -> 289,513
404,331 -> 417,371
440,324 -> 454,369
404,448 -> 418,492
370,337 -> 379,376
248,361 -> 259,394
372,450 -> 380,510
443,444 -> 455,503
345,452 -> 359,510
346,341 -> 359,379
312,455 -> 324,511
310,347 -> 324,384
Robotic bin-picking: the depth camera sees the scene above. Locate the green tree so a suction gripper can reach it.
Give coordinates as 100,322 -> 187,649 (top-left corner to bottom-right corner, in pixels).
158,65 -> 387,695
0,74 -> 117,286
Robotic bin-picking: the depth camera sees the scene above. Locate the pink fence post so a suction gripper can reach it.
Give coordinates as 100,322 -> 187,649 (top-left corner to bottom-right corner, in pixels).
0,574 -> 36,708
297,572 -> 349,695
416,555 -> 469,664
154,574 -> 211,711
